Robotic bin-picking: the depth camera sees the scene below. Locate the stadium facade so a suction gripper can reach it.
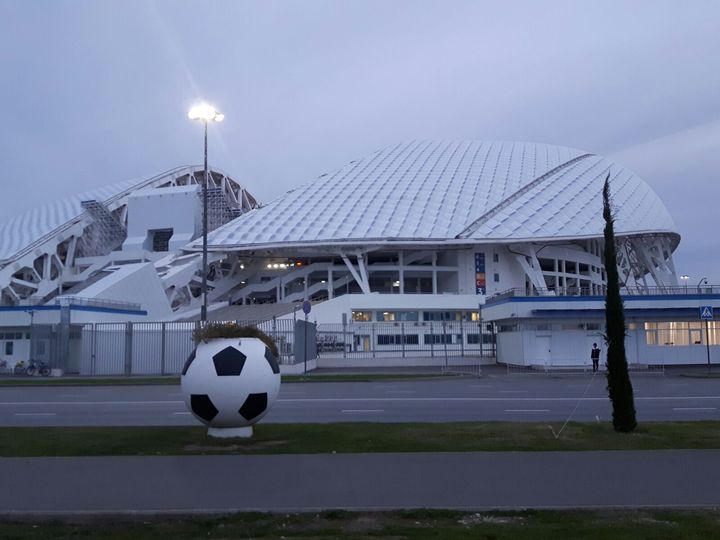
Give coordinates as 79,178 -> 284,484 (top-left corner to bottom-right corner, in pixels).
4,140 -> 716,370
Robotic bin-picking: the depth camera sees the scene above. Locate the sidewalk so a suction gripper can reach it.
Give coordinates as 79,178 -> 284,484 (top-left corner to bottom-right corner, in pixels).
3,450 -> 720,514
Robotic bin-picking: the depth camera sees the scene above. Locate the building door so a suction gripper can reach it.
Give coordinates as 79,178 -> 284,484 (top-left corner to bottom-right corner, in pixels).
535,336 -> 551,366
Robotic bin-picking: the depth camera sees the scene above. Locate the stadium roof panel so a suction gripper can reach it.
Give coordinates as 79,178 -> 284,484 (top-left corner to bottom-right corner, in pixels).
0,165 -> 246,265
0,179 -> 139,262
199,140 -> 678,251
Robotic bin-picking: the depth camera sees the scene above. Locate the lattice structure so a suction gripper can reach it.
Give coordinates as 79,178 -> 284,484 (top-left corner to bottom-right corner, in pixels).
80,200 -> 127,256
203,187 -> 236,233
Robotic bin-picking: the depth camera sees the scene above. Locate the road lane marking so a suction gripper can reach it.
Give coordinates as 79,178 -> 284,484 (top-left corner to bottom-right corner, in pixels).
341,409 -> 384,413
505,409 -> 550,413
14,413 -> 57,416
0,401 -> 184,406
4,396 -> 720,406
672,407 -> 716,411
172,412 -> 191,415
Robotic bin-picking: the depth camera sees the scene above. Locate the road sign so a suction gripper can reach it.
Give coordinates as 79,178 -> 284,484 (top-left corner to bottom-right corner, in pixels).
700,306 -> 713,320
302,300 -> 311,315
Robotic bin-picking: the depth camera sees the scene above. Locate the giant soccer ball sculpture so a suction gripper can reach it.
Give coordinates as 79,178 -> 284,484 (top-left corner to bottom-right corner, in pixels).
181,337 -> 281,438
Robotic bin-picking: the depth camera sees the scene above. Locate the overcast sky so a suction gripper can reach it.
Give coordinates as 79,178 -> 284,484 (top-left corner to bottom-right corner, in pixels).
1,0 -> 719,282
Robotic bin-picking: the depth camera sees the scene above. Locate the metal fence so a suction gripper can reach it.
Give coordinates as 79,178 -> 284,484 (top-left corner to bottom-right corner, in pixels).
316,321 -> 496,359
78,319 -> 297,376
8,319 -> 495,376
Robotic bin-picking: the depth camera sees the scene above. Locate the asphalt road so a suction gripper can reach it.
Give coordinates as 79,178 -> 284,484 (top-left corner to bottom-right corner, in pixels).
3,450 -> 720,513
1,371 -> 719,426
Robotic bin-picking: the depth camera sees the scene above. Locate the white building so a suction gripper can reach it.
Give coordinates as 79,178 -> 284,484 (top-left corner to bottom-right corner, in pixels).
2,140 -> 706,370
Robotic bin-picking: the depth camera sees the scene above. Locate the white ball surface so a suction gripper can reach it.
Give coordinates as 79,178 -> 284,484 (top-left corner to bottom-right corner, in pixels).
181,337 -> 281,428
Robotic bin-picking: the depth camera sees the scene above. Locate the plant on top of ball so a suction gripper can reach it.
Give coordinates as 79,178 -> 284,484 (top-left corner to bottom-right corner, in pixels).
192,322 -> 279,358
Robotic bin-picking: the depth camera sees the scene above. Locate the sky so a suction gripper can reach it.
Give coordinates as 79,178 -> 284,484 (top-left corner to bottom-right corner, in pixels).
1,0 -> 719,282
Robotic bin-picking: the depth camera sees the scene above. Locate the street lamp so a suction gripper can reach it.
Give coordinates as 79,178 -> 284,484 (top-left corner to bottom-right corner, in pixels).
188,102 -> 224,322
698,277 -> 709,294
680,274 -> 689,293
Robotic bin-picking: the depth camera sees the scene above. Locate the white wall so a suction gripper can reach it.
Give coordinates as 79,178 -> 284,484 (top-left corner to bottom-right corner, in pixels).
285,293 -> 486,324
123,185 -> 200,252
78,262 -> 172,321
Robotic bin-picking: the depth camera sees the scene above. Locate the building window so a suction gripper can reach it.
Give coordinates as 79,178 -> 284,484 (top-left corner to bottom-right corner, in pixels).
4,342 -> 13,356
493,253 -> 499,263
644,321 -> 713,346
493,273 -> 499,282
151,229 -> 173,252
352,311 -> 372,322
377,334 -> 419,345
423,311 -> 462,321
423,334 -> 453,345
498,324 -> 518,333
376,311 -> 419,322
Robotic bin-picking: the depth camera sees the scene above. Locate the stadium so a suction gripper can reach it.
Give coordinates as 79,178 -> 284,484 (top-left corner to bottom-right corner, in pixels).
2,139 -> 705,372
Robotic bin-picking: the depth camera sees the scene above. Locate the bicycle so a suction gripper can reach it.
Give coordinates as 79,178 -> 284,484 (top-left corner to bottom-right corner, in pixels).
24,360 -> 51,377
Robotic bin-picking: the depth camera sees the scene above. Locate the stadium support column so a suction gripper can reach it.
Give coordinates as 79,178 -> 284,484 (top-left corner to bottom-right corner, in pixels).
399,251 -> 405,294
340,253 -> 371,294
432,252 -> 438,294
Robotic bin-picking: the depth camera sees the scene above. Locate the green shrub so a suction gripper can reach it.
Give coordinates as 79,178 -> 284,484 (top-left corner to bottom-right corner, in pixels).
192,323 -> 279,358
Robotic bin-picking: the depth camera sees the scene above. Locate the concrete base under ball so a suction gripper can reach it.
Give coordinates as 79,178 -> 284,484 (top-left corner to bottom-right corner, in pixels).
207,426 -> 253,439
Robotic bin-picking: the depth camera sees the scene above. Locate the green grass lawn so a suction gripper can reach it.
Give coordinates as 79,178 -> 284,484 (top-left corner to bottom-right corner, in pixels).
5,421 -> 720,457
1,509 -> 719,539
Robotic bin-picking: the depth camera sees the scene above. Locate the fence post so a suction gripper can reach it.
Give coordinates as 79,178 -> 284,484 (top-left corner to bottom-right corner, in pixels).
430,322 -> 435,358
401,322 -> 406,358
124,322 -> 133,376
442,319 -> 448,367
460,322 -> 465,358
91,323 -> 97,376
371,324 -> 376,358
342,315 -> 347,359
160,322 -> 166,375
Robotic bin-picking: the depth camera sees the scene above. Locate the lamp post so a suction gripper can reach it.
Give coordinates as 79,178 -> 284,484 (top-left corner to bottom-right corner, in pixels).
188,103 -> 224,322
698,277 -> 708,294
680,274 -> 689,294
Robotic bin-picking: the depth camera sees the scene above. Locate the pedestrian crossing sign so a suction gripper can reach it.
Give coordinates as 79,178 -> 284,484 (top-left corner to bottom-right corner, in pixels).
700,306 -> 714,320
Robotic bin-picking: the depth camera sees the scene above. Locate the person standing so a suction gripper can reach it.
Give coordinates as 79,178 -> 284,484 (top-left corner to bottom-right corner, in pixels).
591,343 -> 601,373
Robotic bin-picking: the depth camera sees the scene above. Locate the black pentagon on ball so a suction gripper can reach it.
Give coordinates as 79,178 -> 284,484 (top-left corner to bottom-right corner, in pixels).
239,392 -> 268,421
212,346 -> 247,376
190,394 -> 218,422
181,348 -> 196,376
264,346 -> 280,374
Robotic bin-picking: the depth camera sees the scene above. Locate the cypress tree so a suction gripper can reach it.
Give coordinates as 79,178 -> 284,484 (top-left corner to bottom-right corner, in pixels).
602,174 -> 637,432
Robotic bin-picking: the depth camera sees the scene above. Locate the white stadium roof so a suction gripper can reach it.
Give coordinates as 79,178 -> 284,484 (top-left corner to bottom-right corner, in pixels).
0,165 -> 241,266
0,178 -> 139,263
198,140 -> 678,251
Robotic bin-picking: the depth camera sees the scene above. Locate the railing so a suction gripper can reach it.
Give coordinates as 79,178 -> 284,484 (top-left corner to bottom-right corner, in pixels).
316,321 -> 496,359
54,296 -> 142,312
24,319 -> 495,375
488,285 -> 720,303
